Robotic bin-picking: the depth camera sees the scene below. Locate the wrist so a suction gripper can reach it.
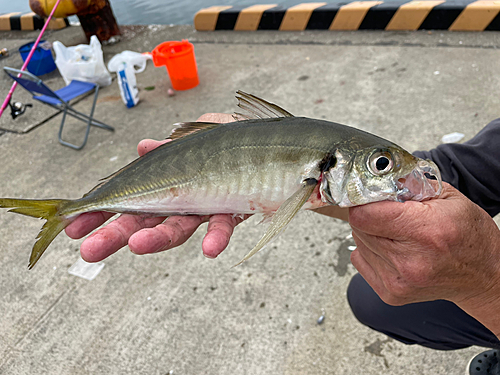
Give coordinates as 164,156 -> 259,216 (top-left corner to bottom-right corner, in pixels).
453,231 -> 500,338
455,290 -> 500,338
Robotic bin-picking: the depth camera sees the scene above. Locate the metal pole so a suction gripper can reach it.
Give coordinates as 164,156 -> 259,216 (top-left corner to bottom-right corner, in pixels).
0,0 -> 62,118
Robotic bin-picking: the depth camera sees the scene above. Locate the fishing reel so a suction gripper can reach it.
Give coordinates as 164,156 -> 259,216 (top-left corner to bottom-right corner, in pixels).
8,100 -> 32,119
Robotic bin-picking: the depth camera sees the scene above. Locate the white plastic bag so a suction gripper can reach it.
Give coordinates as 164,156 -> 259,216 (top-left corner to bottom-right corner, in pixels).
107,51 -> 151,74
53,35 -> 112,87
107,51 -> 151,108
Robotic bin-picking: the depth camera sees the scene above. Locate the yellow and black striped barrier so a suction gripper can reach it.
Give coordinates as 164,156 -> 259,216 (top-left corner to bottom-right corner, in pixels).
0,12 -> 69,31
194,1 -> 500,31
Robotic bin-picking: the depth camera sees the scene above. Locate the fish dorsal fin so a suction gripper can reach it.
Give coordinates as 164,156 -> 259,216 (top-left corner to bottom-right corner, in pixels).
235,90 -> 294,120
168,121 -> 221,141
232,112 -> 253,121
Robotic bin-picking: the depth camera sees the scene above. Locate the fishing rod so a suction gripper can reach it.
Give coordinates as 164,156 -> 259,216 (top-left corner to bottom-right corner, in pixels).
0,0 -> 62,119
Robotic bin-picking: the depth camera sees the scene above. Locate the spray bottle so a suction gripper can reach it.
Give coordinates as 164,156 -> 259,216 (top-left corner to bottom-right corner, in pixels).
107,51 -> 151,108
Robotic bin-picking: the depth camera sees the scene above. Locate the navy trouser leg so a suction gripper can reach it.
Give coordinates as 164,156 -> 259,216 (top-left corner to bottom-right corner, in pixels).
347,273 -> 500,350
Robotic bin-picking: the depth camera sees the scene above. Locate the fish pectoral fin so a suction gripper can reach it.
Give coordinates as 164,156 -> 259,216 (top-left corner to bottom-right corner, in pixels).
233,178 -> 317,267
235,91 -> 294,120
258,212 -> 274,225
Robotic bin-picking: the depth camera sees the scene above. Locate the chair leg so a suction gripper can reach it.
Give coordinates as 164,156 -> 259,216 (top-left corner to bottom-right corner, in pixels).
87,85 -> 114,132
66,109 -> 114,131
58,103 -> 90,150
58,86 -> 113,150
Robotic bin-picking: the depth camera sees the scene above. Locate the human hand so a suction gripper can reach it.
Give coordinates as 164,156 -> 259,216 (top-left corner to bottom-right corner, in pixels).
65,113 -> 248,262
349,182 -> 500,335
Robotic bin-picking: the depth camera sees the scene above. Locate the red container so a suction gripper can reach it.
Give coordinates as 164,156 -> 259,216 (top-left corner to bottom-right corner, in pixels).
152,40 -> 199,91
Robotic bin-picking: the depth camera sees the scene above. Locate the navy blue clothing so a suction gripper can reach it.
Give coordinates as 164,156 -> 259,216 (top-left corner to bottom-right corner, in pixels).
348,118 -> 500,350
414,118 -> 500,217
348,274 -> 500,350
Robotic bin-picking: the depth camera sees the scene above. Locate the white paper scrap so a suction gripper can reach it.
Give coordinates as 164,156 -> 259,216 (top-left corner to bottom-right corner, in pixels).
441,132 -> 465,144
68,258 -> 105,281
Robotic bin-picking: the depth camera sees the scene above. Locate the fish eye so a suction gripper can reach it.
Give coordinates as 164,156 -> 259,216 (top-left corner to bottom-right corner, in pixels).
368,151 -> 394,175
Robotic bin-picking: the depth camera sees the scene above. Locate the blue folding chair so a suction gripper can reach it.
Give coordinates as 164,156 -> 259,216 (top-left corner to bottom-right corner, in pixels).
4,67 -> 114,150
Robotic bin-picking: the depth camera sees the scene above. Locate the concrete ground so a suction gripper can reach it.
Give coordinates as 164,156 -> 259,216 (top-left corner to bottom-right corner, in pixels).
0,24 -> 499,375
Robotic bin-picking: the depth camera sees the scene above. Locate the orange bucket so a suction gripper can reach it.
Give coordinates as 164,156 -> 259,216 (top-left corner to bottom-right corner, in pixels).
152,40 -> 199,91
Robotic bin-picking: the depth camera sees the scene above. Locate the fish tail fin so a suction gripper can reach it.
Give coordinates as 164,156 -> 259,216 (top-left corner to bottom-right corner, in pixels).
0,198 -> 73,269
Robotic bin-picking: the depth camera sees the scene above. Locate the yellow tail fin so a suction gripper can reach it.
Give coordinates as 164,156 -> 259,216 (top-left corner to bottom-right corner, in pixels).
0,198 -> 72,269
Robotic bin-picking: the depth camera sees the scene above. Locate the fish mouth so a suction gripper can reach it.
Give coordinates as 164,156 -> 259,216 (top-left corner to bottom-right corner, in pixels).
396,159 -> 443,202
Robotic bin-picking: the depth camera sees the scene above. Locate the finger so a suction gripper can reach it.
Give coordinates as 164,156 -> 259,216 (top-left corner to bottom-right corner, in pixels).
349,200 -> 417,240
352,236 -> 392,273
349,183 -> 459,240
196,113 -> 235,124
351,247 -> 379,286
202,214 -> 249,259
352,232 -> 414,303
350,246 -> 386,297
351,229 -> 398,263
128,215 -> 209,255
351,246 -> 408,305
80,214 -> 166,262
137,139 -> 169,157
65,212 -> 115,239
351,233 -> 396,299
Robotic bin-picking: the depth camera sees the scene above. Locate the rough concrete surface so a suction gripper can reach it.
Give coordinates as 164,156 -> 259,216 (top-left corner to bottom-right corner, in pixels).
0,25 -> 499,374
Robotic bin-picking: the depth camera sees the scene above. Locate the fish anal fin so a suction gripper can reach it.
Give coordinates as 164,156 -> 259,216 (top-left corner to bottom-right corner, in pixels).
235,91 -> 294,120
233,178 -> 317,267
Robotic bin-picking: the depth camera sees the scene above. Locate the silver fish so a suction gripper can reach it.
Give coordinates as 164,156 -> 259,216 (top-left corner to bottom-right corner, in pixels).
0,91 -> 442,269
